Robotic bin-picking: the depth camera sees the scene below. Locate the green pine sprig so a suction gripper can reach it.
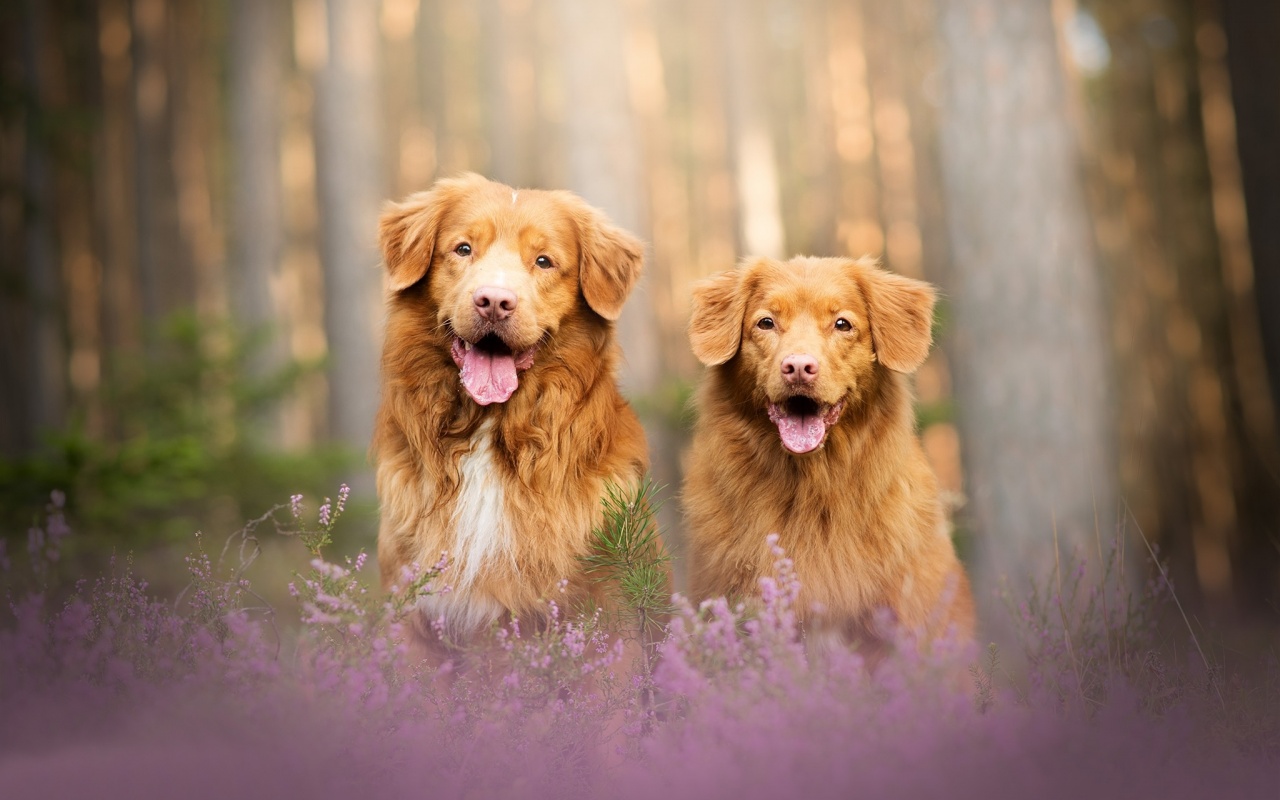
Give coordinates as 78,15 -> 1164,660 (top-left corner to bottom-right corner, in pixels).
580,477 -> 674,641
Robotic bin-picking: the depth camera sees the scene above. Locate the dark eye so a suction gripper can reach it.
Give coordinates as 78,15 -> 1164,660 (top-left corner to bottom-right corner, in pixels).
835,318 -> 853,332
535,255 -> 554,270
757,317 -> 775,330
455,243 -> 472,256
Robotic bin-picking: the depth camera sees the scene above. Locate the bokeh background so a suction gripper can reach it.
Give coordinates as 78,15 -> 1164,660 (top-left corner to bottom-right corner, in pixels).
2,0 -> 1278,634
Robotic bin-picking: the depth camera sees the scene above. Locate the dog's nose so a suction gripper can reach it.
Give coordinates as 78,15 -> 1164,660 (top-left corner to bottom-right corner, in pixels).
473,286 -> 518,321
781,354 -> 819,385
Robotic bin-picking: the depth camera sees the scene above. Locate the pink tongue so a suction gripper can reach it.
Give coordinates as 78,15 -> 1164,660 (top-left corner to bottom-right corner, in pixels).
460,346 -> 519,405
768,405 -> 827,454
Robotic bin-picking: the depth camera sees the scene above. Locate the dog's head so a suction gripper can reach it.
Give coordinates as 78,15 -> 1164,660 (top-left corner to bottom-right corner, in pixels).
689,256 -> 935,454
379,173 -> 644,405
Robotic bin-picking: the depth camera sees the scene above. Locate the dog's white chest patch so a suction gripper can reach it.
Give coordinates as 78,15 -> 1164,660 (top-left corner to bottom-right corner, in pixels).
451,420 -> 516,591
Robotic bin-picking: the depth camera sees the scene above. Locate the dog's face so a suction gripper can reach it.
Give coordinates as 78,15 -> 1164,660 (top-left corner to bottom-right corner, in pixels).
379,174 -> 643,405
689,257 -> 935,454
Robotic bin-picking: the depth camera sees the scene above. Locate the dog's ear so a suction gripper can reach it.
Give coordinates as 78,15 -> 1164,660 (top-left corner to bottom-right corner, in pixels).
379,174 -> 480,292
857,264 -> 936,373
689,268 -> 747,366
576,208 -> 645,321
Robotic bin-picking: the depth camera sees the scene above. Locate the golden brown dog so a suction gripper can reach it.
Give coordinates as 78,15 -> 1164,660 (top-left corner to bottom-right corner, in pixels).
683,255 -> 974,651
372,173 -> 655,651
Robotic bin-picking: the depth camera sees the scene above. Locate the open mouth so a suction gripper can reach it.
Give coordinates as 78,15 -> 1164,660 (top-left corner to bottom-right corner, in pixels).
766,396 -> 845,454
450,333 -> 539,405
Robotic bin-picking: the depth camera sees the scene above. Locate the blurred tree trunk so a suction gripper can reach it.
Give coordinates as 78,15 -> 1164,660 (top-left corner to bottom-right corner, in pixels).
131,0 -> 192,325
553,0 -> 655,392
626,0 -> 696,381
315,0 -> 384,451
15,0 -> 66,452
796,0 -> 838,258
1198,1 -> 1280,611
482,0 -> 535,188
935,1 -> 1115,592
1081,0 -> 1280,614
720,0 -> 784,260
825,1 -> 885,262
1085,0 -> 1231,609
230,0 -> 288,441
171,1 -> 226,321
381,0 -> 429,197
95,0 -> 142,376
686,0 -> 737,278
862,1 -> 926,281
54,0 -> 107,437
1221,1 -> 1280,429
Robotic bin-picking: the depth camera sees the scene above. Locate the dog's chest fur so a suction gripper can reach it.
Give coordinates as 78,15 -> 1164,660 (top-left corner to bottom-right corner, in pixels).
450,419 -> 516,591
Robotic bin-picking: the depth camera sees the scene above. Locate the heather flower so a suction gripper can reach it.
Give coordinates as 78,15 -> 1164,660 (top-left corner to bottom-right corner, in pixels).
318,500 -> 332,528
0,488 -> 1274,799
337,483 -> 350,514
290,493 -> 304,519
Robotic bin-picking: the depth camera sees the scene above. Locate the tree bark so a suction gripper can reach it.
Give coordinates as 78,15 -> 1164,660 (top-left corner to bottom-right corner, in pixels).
553,0 -> 656,393
482,0 -> 536,189
131,0 -> 192,325
315,0 -> 385,450
229,0 -> 288,440
720,0 -> 785,260
229,0 -> 286,342
1202,0 -> 1280,612
19,0 -> 66,451
1221,0 -> 1280,426
935,1 -> 1115,591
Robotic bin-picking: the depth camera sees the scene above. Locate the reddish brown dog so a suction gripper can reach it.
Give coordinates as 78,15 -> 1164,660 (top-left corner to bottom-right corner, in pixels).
372,173 -> 654,649
684,255 -> 974,650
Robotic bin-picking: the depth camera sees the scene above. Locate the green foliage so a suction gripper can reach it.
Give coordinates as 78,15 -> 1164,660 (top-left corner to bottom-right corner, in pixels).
0,312 -> 356,548
969,643 -> 999,713
914,398 -> 954,430
627,378 -> 698,430
581,478 -> 674,642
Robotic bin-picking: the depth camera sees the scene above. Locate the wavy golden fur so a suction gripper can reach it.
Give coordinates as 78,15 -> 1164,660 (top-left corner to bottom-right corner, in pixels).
683,255 -> 974,650
373,174 -> 654,649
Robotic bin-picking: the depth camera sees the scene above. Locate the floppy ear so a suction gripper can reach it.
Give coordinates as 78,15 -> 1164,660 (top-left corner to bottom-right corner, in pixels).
378,174 -> 482,292
378,193 -> 445,293
857,264 -> 936,373
689,269 -> 747,366
577,209 -> 645,321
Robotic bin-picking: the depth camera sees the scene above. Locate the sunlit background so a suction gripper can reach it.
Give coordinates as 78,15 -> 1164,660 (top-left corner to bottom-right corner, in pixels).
2,0 -> 1278,634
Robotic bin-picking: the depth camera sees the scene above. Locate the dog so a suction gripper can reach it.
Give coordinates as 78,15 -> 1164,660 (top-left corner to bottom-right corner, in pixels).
683,255 -> 974,653
372,173 -> 658,653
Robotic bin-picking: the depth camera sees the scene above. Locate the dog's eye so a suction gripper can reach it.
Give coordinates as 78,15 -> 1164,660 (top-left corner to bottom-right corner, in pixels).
455,243 -> 472,257
835,318 -> 853,332
757,317 -> 775,331
536,255 -> 554,270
